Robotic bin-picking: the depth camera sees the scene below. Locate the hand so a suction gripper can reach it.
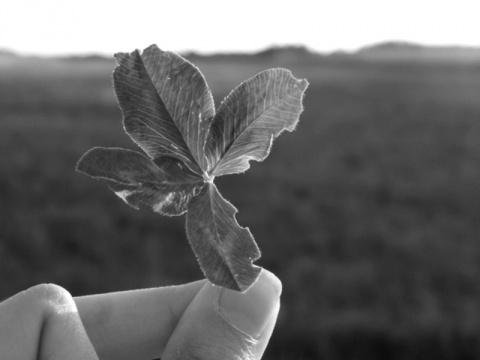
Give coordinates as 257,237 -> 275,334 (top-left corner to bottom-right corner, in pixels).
0,269 -> 281,360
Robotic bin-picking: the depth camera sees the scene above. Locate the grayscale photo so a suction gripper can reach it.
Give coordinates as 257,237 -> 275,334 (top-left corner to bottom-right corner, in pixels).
1,0 -> 479,359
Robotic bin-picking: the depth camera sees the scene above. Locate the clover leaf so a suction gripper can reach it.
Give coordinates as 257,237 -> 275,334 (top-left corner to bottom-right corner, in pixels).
77,45 -> 308,291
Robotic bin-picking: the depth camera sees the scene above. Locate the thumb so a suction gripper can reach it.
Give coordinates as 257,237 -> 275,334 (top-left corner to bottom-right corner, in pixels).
162,269 -> 282,360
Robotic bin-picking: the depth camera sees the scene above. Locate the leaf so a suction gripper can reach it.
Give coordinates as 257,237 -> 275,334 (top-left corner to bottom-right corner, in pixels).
77,147 -> 203,216
77,44 -> 308,291
186,182 -> 261,291
114,45 -> 215,174
205,68 -> 308,176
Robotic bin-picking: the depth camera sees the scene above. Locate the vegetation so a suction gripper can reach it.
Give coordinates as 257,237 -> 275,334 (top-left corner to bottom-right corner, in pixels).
1,46 -> 480,359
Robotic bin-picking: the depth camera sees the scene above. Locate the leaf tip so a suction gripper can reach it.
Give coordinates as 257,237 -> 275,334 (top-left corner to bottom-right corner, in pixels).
75,147 -> 98,175
298,78 -> 309,93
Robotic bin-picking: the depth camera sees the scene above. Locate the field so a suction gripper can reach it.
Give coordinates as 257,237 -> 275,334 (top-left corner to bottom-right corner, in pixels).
1,47 -> 480,359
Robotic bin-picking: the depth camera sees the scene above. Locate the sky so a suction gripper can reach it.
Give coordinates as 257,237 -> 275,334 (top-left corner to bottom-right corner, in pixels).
1,0 -> 479,57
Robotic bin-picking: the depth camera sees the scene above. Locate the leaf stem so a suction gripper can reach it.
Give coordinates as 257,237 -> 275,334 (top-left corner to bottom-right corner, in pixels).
203,172 -> 215,183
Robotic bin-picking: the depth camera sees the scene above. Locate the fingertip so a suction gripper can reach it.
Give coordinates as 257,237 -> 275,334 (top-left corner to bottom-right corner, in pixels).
217,268 -> 282,339
162,269 -> 282,360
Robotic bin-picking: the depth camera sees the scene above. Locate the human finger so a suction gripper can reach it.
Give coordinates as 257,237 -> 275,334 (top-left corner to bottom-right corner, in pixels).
74,279 -> 206,360
0,284 -> 99,360
161,269 -> 282,360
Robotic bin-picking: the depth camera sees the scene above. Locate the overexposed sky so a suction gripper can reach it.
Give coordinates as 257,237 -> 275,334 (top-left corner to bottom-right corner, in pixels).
1,0 -> 479,56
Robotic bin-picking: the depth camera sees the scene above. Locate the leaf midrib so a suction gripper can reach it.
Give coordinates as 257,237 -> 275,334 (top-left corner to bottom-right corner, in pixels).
208,183 -> 222,249
210,80 -> 295,175
138,50 -> 203,174
207,183 -> 236,278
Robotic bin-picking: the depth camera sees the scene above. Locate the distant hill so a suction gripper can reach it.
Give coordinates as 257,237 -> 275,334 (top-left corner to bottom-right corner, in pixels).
184,45 -> 321,64
356,41 -> 480,63
0,49 -> 18,57
186,42 -> 480,65
0,49 -> 19,65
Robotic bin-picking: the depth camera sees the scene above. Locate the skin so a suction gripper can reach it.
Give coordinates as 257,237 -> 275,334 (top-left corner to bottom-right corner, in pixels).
0,269 -> 281,360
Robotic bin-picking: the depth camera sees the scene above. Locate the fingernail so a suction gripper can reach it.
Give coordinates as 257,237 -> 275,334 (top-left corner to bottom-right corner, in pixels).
217,269 -> 282,338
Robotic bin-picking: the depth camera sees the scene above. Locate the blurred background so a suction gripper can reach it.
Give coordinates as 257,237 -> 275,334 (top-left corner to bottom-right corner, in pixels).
1,1 -> 480,359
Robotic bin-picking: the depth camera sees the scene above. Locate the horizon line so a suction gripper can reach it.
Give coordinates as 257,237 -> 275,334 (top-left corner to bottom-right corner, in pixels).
2,40 -> 480,59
